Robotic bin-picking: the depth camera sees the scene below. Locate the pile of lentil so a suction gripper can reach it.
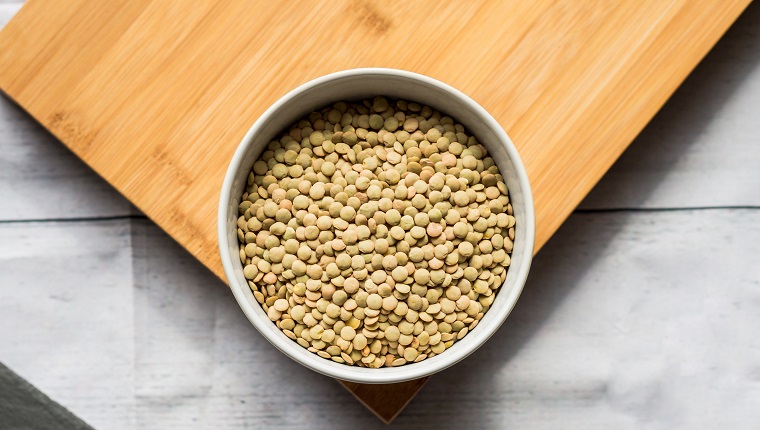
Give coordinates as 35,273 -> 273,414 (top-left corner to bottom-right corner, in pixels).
237,96 -> 515,368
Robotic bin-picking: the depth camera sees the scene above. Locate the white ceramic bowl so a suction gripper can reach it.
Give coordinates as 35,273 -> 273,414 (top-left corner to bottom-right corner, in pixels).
219,68 -> 535,384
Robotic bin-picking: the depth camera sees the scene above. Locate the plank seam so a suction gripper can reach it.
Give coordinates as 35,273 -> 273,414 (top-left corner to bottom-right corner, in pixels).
574,205 -> 760,213
0,214 -> 147,224
2,206 -> 760,225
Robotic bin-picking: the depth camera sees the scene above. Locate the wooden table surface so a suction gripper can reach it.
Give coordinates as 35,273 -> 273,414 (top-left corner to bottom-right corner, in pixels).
2,2 -> 760,429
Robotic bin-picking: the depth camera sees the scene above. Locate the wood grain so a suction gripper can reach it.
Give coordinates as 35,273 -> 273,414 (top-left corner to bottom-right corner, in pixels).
340,379 -> 429,423
0,0 -> 749,421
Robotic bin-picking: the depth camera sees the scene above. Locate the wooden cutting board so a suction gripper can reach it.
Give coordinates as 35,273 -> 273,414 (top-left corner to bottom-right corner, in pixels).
0,0 -> 748,422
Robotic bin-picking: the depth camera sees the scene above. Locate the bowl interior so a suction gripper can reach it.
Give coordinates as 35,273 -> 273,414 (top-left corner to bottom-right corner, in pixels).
220,69 -> 534,384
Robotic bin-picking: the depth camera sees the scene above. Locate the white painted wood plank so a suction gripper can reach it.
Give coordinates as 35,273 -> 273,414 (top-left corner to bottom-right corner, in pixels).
581,5 -> 760,209
0,220 -> 135,430
0,94 -> 133,221
124,209 -> 760,429
397,208 -> 760,429
0,3 -> 21,27
129,220 -> 376,428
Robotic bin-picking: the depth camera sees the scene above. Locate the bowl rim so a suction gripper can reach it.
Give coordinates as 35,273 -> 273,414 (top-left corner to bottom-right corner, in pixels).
218,68 -> 535,383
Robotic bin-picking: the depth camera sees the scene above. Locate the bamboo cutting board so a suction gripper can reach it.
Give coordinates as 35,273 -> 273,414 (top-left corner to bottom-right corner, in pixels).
0,0 -> 749,422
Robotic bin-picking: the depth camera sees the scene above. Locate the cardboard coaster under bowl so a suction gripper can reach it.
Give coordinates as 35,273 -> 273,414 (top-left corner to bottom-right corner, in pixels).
0,0 -> 748,422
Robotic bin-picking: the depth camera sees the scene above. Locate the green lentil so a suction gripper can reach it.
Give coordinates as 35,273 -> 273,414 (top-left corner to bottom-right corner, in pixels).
236,96 -> 514,368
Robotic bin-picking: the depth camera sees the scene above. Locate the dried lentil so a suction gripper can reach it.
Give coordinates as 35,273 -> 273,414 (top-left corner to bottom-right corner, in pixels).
237,96 -> 514,367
